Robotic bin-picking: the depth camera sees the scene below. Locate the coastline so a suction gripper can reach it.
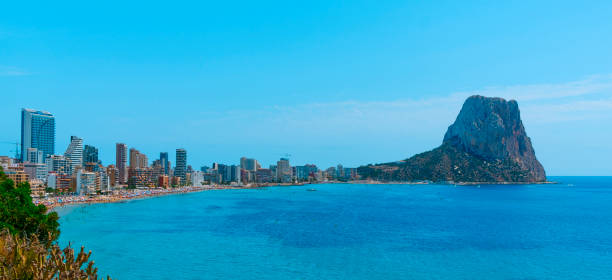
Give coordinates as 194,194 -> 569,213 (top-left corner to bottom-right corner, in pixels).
36,182 -> 309,211
37,186 -> 212,211
348,180 -> 558,185
37,180 -> 558,212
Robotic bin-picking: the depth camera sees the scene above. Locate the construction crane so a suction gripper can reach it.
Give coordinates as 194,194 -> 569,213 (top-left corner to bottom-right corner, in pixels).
0,141 -> 20,160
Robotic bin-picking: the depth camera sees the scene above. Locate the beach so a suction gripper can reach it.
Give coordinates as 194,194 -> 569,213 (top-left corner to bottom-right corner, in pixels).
35,182 -> 308,210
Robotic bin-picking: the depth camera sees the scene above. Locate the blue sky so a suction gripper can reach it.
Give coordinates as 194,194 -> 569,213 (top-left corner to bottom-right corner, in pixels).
1,1 -> 612,175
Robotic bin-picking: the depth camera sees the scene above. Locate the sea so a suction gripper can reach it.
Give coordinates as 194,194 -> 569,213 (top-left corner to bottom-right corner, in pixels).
56,177 -> 612,280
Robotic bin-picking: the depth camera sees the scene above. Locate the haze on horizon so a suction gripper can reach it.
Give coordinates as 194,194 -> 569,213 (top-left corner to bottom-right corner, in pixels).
1,1 -> 611,175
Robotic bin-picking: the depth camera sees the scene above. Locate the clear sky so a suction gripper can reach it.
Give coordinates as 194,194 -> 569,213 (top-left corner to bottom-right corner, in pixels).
1,1 -> 611,175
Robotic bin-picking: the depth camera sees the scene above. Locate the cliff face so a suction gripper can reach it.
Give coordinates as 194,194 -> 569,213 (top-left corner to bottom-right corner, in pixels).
358,95 -> 546,183
443,96 -> 546,181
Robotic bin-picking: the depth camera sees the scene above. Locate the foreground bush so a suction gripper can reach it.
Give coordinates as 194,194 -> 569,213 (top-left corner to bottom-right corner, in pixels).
0,230 -> 110,279
0,168 -> 111,279
0,230 -> 111,279
0,167 -> 59,244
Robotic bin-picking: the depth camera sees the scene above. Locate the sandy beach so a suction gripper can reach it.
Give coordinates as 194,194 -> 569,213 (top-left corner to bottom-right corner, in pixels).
35,185 -> 234,211
35,182 -> 309,211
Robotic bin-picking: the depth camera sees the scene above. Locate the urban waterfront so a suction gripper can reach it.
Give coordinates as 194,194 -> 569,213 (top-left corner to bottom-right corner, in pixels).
2,108 -> 360,204
57,177 -> 612,280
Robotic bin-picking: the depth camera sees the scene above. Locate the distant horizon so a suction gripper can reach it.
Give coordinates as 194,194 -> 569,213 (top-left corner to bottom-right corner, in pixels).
2,1 -> 612,175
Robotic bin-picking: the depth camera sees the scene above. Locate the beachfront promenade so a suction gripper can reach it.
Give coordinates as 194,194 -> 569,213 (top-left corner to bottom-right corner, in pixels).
35,186 -> 219,210
35,182 -> 308,210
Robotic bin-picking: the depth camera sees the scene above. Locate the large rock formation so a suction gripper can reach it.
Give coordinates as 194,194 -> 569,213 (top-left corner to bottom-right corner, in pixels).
358,95 -> 546,183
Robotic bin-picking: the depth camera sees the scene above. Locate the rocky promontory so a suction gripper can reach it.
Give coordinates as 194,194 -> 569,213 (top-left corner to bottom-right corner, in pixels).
358,95 -> 546,183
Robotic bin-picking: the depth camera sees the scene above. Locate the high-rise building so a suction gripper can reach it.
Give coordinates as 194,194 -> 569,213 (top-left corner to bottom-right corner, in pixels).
336,164 -> 344,179
230,165 -> 241,183
129,148 -> 138,168
276,158 -> 292,183
64,136 -> 83,175
160,152 -> 169,175
83,144 -> 99,164
21,108 -> 55,162
129,148 -> 148,169
45,154 -> 70,175
217,164 -> 228,182
240,157 -> 258,172
106,164 -> 118,187
115,143 -> 128,184
96,168 -> 111,193
175,148 -> 187,182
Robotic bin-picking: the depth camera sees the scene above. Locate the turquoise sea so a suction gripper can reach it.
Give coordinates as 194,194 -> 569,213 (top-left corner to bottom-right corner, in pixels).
57,177 -> 612,279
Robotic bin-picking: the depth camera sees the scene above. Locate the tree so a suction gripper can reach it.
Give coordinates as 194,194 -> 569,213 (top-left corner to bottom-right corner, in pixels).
0,167 -> 112,279
0,167 -> 59,244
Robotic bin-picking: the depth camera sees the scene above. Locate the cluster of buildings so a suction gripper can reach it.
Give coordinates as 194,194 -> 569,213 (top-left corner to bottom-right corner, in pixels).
196,157 -> 358,185
0,108 -> 359,198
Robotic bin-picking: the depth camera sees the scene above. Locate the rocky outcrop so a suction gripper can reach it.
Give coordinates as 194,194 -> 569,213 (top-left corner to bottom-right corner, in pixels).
358,95 -> 546,183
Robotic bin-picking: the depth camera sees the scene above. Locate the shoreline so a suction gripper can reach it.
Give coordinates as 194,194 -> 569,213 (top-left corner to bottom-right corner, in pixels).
36,182 -> 309,211
347,180 -> 558,185
37,186 -> 212,211
36,180 -> 559,211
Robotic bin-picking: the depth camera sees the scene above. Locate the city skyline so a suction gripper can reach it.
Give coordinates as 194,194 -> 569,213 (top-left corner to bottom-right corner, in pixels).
9,107 -> 363,170
2,1 -> 612,175
6,105 -> 350,195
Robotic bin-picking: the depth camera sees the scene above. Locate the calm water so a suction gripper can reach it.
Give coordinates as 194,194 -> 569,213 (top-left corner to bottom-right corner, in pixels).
57,177 -> 612,279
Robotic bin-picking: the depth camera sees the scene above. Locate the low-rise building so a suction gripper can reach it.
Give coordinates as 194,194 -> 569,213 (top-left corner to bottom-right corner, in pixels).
256,168 -> 274,183
56,174 -> 73,193
171,176 -> 181,187
76,169 -> 96,195
158,175 -> 169,188
5,166 -> 29,185
191,171 -> 204,187
47,172 -> 57,189
24,162 -> 47,182
128,167 -> 155,188
295,164 -> 318,181
29,179 -> 45,197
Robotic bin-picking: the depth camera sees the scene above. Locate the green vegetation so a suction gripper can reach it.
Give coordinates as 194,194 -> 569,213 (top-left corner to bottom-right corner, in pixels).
0,230 -> 110,279
357,143 -> 533,183
0,167 -> 111,279
0,167 -> 59,244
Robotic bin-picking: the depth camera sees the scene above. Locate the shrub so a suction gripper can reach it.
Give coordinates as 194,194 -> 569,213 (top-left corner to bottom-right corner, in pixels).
0,167 -> 59,244
0,230 -> 111,280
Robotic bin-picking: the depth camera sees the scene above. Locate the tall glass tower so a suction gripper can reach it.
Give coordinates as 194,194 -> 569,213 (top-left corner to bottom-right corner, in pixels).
116,143 -> 128,184
83,144 -> 99,164
175,149 -> 187,182
160,152 -> 169,175
64,136 -> 83,175
21,108 -> 55,162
